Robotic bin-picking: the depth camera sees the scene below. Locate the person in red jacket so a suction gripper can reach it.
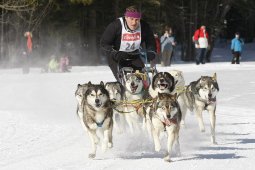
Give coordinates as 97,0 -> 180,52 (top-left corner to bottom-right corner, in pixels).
193,25 -> 209,65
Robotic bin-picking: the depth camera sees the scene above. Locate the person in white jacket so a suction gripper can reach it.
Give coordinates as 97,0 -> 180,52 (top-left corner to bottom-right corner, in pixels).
193,25 -> 209,65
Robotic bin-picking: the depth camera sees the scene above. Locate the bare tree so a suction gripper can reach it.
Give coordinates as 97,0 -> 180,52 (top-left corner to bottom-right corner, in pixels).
0,0 -> 53,66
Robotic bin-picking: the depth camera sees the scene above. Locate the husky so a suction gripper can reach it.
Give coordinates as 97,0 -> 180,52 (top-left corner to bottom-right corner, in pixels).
105,81 -> 126,133
149,72 -> 175,98
82,81 -> 113,158
146,93 -> 182,162
178,73 -> 219,144
169,70 -> 185,95
75,82 -> 91,131
121,71 -> 149,133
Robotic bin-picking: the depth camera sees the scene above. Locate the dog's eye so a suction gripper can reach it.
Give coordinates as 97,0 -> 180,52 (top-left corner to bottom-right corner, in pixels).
211,87 -> 216,91
203,87 -> 208,90
161,106 -> 166,110
90,94 -> 95,96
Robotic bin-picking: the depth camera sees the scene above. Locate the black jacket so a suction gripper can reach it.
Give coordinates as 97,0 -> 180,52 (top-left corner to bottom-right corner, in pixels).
100,17 -> 156,56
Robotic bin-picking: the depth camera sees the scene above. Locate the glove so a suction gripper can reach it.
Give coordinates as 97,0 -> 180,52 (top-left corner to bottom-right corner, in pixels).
112,51 -> 129,62
147,52 -> 156,62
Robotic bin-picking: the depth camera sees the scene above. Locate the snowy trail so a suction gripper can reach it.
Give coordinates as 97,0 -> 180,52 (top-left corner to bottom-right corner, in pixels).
0,63 -> 255,170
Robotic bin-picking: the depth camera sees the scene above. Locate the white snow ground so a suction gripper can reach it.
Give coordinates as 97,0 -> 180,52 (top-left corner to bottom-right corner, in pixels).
0,45 -> 255,170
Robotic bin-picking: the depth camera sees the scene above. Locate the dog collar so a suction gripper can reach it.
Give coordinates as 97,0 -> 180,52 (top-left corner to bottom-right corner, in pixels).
163,117 -> 177,127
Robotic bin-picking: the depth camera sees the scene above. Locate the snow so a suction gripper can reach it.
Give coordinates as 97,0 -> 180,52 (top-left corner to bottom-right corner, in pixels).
0,45 -> 255,170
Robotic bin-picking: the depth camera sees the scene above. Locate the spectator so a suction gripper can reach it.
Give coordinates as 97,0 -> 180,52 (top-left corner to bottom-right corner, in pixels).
160,26 -> 176,66
193,25 -> 209,65
60,55 -> 70,72
231,32 -> 244,64
48,55 -> 59,72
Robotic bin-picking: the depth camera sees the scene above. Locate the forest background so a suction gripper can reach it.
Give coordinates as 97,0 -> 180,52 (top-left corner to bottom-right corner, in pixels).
0,0 -> 254,67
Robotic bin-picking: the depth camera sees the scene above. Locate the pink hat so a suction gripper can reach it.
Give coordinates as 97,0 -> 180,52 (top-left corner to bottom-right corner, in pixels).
125,11 -> 141,19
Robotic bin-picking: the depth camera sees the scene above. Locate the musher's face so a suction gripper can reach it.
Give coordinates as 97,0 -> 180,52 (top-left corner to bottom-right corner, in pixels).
125,16 -> 140,31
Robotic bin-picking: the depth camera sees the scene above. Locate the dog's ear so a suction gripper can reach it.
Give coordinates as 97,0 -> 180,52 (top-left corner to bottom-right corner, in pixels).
88,81 -> 92,86
116,82 -> 121,89
77,84 -> 81,88
192,79 -> 201,93
100,81 -> 104,87
172,93 -> 177,100
158,92 -> 163,100
179,71 -> 184,77
165,72 -> 175,92
152,73 -> 158,90
200,76 -> 206,83
212,73 -> 217,81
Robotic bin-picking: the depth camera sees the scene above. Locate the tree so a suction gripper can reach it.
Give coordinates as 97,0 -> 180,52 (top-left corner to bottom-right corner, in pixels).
0,0 -> 53,66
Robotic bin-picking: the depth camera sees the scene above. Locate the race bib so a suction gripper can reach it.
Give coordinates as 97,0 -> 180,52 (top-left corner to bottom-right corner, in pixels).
119,17 -> 141,52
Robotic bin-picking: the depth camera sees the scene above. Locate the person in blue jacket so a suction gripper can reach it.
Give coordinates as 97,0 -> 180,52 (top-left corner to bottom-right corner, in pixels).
231,32 -> 244,64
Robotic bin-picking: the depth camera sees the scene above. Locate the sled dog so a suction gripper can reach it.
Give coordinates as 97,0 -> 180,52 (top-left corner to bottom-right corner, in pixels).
105,81 -> 126,133
121,72 -> 148,133
146,93 -> 182,162
75,82 -> 91,131
169,70 -> 185,95
82,81 -> 113,158
178,73 -> 219,144
149,72 -> 175,98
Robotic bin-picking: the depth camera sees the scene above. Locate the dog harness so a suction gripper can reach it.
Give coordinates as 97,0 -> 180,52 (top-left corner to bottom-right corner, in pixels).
150,102 -> 178,128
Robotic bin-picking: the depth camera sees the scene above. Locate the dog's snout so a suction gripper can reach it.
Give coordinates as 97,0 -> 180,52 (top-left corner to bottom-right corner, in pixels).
160,79 -> 164,83
95,99 -> 100,103
131,82 -> 135,86
208,93 -> 212,98
167,114 -> 171,119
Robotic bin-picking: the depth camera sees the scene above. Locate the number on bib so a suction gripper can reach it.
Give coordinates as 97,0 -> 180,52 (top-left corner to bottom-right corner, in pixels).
125,42 -> 135,51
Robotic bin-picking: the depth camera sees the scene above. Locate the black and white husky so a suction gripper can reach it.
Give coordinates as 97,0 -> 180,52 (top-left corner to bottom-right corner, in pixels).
149,72 -> 175,98
81,81 -> 113,158
145,93 -> 182,162
178,73 -> 219,144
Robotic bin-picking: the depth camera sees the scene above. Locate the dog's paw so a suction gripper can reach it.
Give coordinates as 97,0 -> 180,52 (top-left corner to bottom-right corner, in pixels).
88,153 -> 96,159
211,139 -> 217,145
155,144 -> 161,152
108,142 -> 113,148
200,128 -> 205,132
212,141 -> 218,145
163,155 -> 172,162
